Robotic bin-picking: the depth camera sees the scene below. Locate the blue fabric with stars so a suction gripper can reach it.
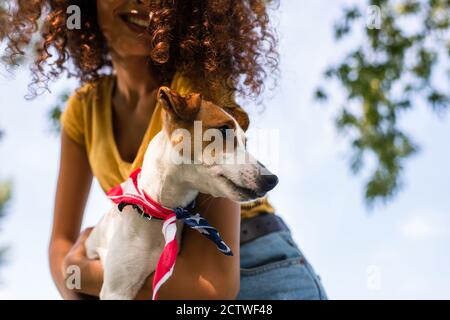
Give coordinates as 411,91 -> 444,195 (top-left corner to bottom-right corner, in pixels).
173,203 -> 233,257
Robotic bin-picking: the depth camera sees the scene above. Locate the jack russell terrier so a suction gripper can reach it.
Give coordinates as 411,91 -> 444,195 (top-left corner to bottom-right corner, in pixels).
85,87 -> 279,300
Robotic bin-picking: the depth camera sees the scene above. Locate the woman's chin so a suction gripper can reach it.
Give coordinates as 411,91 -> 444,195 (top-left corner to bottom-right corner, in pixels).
105,34 -> 151,58
112,45 -> 152,59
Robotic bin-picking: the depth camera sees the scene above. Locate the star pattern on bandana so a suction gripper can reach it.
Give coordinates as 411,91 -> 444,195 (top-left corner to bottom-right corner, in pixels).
174,207 -> 233,256
187,213 -> 203,224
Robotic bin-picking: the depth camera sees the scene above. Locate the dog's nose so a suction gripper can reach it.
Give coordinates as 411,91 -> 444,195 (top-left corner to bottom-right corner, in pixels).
257,174 -> 279,194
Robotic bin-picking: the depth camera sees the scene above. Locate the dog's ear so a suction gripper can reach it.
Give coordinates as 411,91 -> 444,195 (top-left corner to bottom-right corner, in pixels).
158,87 -> 201,121
224,106 -> 250,132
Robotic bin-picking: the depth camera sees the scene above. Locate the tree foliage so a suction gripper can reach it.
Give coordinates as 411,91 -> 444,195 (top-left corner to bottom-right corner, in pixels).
316,0 -> 449,206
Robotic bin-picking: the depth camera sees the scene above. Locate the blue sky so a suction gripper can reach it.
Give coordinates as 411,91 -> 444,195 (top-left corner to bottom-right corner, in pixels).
0,1 -> 449,299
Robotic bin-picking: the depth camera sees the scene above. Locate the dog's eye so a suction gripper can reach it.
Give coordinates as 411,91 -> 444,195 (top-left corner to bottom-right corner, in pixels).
218,125 -> 230,138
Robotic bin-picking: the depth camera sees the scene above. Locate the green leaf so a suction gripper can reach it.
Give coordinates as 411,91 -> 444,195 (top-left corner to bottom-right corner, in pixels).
315,0 -> 450,206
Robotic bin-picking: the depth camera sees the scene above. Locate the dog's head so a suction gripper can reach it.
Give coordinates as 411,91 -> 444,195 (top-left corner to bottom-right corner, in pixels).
157,86 -> 278,202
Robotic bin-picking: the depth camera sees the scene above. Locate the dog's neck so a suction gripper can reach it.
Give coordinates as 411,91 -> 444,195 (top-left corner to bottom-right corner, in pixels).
138,132 -> 199,209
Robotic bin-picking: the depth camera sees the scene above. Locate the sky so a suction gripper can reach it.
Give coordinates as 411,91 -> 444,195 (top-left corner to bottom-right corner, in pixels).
0,0 -> 449,300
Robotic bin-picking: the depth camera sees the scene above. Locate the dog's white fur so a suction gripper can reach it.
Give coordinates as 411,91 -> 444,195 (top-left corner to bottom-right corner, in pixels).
85,97 -> 274,300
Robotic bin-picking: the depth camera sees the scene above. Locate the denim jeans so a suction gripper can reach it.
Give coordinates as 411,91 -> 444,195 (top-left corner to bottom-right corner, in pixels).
237,230 -> 328,300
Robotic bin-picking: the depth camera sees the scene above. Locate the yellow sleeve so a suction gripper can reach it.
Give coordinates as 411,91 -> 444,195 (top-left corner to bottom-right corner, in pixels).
60,91 -> 86,146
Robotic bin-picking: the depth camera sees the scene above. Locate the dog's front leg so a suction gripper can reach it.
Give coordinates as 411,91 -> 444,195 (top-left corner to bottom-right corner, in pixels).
99,211 -> 165,300
100,242 -> 156,300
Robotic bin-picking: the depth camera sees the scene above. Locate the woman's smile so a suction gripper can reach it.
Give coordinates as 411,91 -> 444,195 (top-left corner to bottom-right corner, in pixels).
118,10 -> 150,34
97,0 -> 154,57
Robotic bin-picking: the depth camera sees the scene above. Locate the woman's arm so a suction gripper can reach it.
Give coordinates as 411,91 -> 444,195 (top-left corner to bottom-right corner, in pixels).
135,194 -> 241,300
49,131 -> 94,299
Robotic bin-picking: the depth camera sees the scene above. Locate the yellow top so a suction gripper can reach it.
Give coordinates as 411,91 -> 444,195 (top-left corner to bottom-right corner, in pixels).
60,71 -> 275,219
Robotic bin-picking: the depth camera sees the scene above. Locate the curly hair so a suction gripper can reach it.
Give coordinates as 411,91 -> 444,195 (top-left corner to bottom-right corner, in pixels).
3,0 -> 279,100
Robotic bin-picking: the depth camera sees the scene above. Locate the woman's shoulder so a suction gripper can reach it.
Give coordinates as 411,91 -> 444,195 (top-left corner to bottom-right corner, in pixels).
70,75 -> 115,106
61,75 -> 115,146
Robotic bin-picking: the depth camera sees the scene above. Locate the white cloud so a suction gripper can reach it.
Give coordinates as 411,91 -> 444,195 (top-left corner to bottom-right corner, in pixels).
401,216 -> 434,238
400,213 -> 448,239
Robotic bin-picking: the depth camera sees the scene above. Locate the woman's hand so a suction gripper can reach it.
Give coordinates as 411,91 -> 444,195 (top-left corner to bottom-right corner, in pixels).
61,228 -> 104,298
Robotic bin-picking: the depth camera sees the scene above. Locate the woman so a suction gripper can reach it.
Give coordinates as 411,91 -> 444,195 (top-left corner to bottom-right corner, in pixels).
5,0 -> 327,299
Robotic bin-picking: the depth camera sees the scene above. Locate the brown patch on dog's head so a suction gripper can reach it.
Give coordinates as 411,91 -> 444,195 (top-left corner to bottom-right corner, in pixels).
158,86 -> 247,160
223,106 -> 250,132
158,86 -> 201,121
